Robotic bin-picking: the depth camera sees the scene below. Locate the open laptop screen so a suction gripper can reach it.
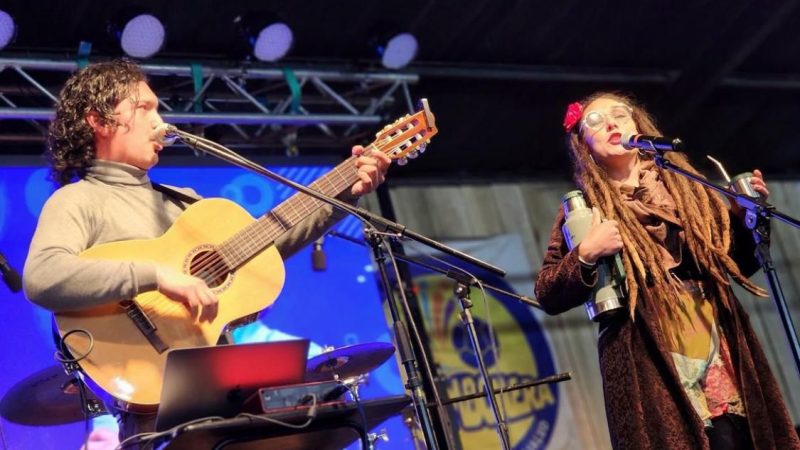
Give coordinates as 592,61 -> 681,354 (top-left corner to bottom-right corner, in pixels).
155,339 -> 309,431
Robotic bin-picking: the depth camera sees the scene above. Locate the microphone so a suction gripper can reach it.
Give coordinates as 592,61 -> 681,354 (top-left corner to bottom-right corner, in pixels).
0,250 -> 22,293
311,238 -> 326,271
622,133 -> 684,153
151,123 -> 177,147
561,191 -> 626,321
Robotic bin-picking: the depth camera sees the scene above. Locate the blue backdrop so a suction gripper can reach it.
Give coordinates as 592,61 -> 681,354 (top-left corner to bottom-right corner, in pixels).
0,161 -> 409,449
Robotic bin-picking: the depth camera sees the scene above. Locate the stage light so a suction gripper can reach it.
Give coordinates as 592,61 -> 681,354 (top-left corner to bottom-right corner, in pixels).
0,10 -> 17,50
234,12 -> 293,63
108,8 -> 165,58
377,32 -> 418,69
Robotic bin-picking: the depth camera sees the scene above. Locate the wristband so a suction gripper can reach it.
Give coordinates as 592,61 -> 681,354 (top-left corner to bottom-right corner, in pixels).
578,255 -> 597,268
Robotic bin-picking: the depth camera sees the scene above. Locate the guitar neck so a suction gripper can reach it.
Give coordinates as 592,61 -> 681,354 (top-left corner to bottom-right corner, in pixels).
215,146 -> 373,268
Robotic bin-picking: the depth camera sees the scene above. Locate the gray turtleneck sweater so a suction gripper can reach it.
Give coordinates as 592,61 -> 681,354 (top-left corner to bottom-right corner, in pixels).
24,160 -> 347,312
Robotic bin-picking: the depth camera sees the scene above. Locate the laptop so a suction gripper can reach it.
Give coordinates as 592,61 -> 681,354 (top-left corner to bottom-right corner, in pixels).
155,339 -> 310,431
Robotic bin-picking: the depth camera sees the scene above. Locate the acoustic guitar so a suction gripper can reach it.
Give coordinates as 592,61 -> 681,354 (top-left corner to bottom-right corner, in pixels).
54,100 -> 437,412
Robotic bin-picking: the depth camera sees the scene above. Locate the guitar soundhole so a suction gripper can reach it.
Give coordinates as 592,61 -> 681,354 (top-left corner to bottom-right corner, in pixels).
189,249 -> 231,289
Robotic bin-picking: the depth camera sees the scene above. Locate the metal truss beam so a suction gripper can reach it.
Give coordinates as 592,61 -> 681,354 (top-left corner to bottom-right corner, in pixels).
0,56 -> 420,152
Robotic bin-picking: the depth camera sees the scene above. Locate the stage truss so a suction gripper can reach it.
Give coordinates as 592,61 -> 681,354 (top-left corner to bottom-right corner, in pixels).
0,57 -> 420,155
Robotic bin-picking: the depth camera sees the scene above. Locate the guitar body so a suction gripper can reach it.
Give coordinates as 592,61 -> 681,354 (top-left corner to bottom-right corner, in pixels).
54,198 -> 285,411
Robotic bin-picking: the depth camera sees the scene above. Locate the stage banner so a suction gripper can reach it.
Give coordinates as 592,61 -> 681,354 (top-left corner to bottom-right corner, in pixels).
404,234 -> 579,450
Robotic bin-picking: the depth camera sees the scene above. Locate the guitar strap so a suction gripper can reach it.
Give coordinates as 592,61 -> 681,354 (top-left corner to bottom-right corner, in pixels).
151,182 -> 200,207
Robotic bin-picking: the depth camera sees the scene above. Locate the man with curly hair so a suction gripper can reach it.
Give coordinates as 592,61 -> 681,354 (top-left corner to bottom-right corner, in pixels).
23,59 -> 391,447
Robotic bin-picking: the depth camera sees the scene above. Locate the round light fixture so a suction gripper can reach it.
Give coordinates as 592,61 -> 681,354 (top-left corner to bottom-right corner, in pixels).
234,12 -> 294,63
119,14 -> 165,58
0,10 -> 17,50
379,32 -> 418,69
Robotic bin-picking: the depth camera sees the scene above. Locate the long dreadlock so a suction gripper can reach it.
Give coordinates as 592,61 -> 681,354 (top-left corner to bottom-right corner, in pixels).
566,92 -> 766,320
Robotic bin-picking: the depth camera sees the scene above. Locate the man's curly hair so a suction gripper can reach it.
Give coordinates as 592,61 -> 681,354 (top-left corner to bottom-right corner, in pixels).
47,59 -> 146,186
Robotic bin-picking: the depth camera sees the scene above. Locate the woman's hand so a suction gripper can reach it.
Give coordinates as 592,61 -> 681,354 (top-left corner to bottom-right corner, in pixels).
749,169 -> 769,198
730,169 -> 769,216
577,207 -> 624,264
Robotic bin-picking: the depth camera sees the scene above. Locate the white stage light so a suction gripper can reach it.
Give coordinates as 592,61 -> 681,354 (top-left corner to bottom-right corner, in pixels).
253,22 -> 293,62
234,12 -> 294,63
380,33 -> 418,69
0,10 -> 17,50
120,14 -> 165,58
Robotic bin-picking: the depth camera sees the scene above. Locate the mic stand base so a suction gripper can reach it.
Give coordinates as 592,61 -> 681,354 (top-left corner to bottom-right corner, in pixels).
453,281 -> 512,450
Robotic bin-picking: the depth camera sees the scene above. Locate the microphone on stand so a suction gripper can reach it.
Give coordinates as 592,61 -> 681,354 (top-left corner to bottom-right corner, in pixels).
622,133 -> 684,153
151,123 -> 178,147
312,238 -> 327,272
0,250 -> 22,293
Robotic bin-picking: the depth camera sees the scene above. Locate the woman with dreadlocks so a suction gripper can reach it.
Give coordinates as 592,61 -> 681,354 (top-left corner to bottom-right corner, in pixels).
534,92 -> 799,450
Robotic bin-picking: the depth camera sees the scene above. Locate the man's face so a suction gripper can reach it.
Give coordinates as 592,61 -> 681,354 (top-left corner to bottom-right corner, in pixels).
103,81 -> 165,170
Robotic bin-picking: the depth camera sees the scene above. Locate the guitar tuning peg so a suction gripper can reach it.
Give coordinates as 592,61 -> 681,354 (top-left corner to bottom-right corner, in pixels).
397,157 -> 408,166
406,150 -> 419,159
418,142 -> 427,153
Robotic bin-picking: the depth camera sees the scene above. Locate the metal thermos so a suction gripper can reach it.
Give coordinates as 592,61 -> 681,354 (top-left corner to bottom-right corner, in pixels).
729,172 -> 760,229
561,191 -> 627,321
729,172 -> 759,198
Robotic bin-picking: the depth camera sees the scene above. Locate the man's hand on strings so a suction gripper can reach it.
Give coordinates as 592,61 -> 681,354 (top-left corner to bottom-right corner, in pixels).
349,145 -> 391,197
156,265 -> 219,322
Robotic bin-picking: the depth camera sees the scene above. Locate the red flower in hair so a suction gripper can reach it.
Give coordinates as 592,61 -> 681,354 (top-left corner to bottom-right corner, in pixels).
563,102 -> 583,133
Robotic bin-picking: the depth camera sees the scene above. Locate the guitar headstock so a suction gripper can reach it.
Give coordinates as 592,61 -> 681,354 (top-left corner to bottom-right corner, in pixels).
370,98 -> 438,166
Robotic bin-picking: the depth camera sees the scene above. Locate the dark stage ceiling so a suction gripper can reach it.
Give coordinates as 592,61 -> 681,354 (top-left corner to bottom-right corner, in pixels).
1,0 -> 800,182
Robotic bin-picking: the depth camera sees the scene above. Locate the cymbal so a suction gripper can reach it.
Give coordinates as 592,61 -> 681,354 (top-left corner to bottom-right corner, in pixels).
306,342 -> 395,382
0,365 -> 104,426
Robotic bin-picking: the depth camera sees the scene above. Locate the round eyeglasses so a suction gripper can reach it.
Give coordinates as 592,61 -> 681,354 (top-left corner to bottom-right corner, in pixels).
580,105 -> 633,133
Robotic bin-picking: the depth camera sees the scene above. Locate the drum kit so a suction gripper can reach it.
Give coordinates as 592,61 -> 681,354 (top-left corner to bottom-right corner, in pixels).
0,341 -> 396,427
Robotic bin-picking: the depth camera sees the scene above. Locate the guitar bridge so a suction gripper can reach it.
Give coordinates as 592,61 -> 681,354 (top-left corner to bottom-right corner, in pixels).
121,300 -> 169,354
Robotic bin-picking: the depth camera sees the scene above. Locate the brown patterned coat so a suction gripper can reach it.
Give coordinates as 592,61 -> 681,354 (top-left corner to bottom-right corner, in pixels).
534,208 -> 799,450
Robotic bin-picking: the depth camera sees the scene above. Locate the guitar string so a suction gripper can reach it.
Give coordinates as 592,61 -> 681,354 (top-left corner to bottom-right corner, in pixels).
140,133 -> 423,318
185,155 -> 358,275
139,130 -> 425,318
148,115 -> 424,313
138,153 -> 365,317
138,136 -> 409,317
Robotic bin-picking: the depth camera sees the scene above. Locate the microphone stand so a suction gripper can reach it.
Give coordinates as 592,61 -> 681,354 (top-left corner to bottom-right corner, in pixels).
326,230 -> 549,450
169,128 -> 511,449
649,149 -> 800,378
325,230 -> 541,310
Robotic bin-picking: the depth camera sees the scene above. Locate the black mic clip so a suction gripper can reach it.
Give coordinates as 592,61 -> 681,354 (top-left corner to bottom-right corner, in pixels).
622,133 -> 684,154
311,238 -> 326,272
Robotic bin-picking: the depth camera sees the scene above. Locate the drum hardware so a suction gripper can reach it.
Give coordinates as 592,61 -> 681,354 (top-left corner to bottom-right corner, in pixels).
339,373 -> 368,402
305,342 -> 395,383
368,427 -> 390,449
0,365 -> 105,426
